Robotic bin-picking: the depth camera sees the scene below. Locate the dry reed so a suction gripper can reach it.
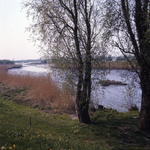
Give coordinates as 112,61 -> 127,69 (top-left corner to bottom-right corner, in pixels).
0,65 -> 75,113
92,60 -> 138,70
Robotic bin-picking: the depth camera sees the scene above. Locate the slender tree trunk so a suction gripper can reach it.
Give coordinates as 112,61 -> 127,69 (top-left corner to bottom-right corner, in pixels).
77,58 -> 91,124
77,0 -> 92,124
77,56 -> 91,124
74,0 -> 91,124
76,60 -> 91,124
78,57 -> 91,124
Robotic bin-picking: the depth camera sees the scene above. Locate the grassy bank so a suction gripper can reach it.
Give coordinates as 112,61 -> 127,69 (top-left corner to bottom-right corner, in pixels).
0,98 -> 150,150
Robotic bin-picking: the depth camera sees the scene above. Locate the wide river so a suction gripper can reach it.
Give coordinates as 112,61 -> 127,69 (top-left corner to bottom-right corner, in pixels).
8,64 -> 141,112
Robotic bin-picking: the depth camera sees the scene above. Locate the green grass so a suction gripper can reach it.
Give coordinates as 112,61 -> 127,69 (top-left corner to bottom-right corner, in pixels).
0,98 -> 150,150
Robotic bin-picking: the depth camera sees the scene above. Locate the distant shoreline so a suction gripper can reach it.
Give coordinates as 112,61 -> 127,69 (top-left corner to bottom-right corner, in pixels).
6,64 -> 22,71
0,64 -> 22,72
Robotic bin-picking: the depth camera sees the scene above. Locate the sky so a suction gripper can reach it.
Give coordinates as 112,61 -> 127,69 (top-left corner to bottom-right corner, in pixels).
0,0 -> 40,60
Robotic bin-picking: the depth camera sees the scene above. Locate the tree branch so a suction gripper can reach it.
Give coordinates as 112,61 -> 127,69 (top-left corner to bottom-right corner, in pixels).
121,0 -> 140,62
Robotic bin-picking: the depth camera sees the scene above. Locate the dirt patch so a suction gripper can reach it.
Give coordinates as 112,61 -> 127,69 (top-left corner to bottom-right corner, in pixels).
70,114 -> 78,120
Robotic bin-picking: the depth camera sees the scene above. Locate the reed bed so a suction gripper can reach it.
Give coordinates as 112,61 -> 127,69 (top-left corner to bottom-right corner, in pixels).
92,60 -> 138,70
0,65 -> 75,113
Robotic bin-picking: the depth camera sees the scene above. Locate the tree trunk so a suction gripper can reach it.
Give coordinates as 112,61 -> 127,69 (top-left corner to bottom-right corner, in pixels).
139,92 -> 150,131
78,104 -> 91,124
76,87 -> 91,124
74,0 -> 91,124
111,0 -> 150,132
76,59 -> 91,124
139,62 -> 150,131
134,0 -> 150,131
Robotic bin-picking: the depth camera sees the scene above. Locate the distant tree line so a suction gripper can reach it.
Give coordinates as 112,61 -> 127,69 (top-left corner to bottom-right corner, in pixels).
0,60 -> 14,64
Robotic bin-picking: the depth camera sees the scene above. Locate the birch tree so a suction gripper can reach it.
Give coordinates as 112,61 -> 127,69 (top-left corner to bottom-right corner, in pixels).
24,0 -> 102,124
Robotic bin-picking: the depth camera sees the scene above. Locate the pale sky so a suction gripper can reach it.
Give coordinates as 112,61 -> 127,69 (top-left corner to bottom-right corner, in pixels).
0,0 -> 40,60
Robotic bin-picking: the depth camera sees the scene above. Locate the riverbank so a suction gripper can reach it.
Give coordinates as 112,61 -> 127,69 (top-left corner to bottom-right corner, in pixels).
0,64 -> 22,72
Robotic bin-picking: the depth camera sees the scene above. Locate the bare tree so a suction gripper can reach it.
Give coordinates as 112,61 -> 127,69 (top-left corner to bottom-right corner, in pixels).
23,0 -> 103,124
103,0 -> 150,131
